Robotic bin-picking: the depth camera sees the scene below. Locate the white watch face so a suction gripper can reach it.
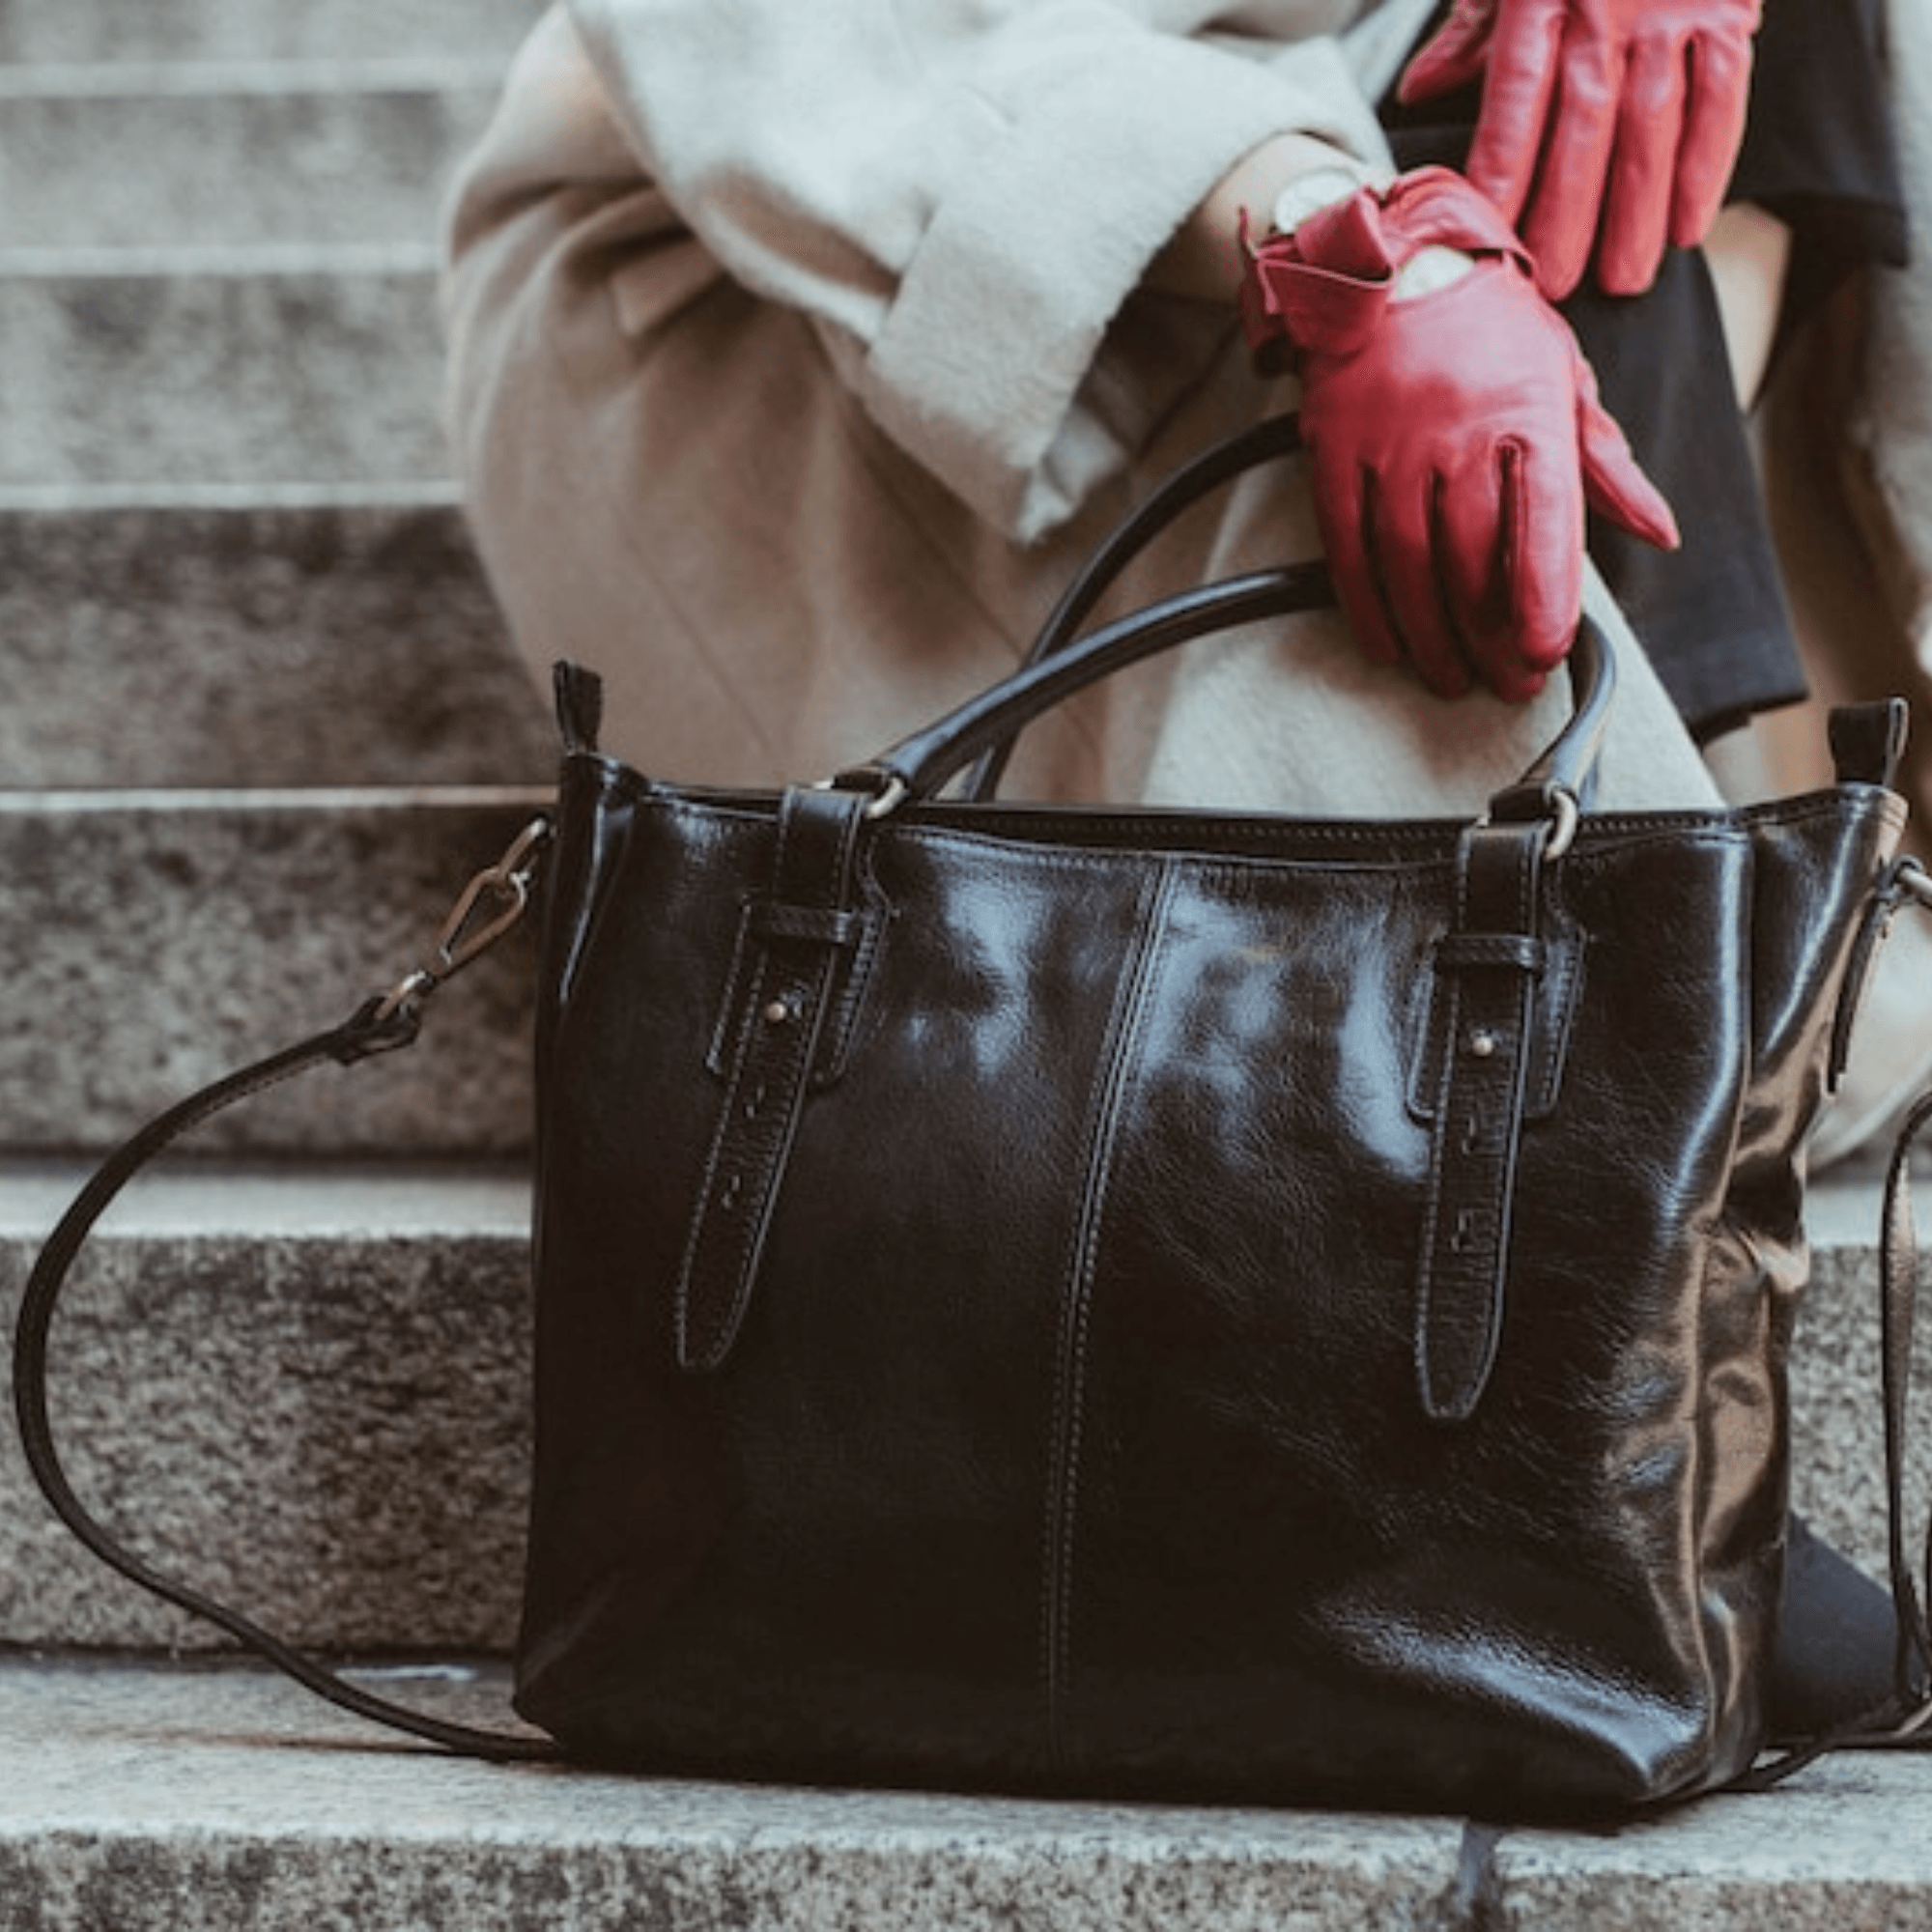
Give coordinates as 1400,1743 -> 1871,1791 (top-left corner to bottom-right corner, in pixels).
1270,167 -> 1366,239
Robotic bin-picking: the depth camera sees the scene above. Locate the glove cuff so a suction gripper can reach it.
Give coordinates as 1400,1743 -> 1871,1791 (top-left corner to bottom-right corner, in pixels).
1239,166 -> 1533,366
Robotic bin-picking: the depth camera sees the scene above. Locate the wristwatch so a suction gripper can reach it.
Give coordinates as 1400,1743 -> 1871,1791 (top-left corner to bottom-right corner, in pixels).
1269,163 -> 1474,299
1265,165 -> 1371,241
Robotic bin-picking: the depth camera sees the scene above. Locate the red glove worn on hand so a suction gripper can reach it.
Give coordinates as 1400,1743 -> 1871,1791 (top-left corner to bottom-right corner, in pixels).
1241,168 -> 1678,701
1398,0 -> 1761,298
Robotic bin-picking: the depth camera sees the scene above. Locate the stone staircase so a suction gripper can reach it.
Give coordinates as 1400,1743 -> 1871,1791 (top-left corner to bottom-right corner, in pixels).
2,2 -> 1930,1923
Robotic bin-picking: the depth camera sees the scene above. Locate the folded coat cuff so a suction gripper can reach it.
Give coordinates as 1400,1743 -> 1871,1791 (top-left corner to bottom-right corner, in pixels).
860,34 -> 1389,543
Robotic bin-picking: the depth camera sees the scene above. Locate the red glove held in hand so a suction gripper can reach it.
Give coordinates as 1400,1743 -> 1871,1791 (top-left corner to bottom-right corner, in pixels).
1241,168 -> 1678,701
1398,0 -> 1761,298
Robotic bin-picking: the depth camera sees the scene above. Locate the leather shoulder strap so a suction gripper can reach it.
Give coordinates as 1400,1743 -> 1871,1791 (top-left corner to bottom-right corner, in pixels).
11,844 -> 560,1764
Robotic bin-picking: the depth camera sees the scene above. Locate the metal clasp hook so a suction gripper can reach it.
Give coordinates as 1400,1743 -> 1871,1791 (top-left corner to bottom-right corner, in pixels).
376,817 -> 551,1023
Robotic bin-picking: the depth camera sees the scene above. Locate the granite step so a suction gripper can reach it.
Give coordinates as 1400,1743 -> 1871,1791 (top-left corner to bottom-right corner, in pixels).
0,788 -> 543,1158
0,63 -> 502,251
0,0 -> 540,67
2,1652 -> 1928,1932
0,1164 -> 529,1652
0,495 -> 548,789
0,252 -> 446,487
0,1161 -> 1919,1654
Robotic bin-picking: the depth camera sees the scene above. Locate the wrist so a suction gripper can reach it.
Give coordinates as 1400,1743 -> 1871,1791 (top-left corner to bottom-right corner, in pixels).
1264,171 -> 1468,302
1149,135 -> 1382,302
1263,164 -> 1371,244
1393,243 -> 1476,300
1239,165 -> 1527,361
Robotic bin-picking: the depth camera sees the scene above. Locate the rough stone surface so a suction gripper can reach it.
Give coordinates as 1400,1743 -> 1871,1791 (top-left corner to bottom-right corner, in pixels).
0,0 -> 539,65
0,1656 -> 1473,1932
0,499 -> 551,788
0,1658 -> 1926,1931
1494,1755 -> 1932,1928
0,1169 -> 531,1651
1787,1171 -> 1932,1586
0,74 -> 499,249
0,259 -> 447,486
0,790 -> 543,1156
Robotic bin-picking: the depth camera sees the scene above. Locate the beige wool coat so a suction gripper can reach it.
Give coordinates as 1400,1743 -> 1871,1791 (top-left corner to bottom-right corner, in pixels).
440,0 -> 1734,818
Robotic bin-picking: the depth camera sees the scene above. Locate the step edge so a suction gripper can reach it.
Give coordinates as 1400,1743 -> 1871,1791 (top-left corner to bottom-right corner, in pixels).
0,56 -> 510,99
0,240 -> 440,276
0,481 -> 463,513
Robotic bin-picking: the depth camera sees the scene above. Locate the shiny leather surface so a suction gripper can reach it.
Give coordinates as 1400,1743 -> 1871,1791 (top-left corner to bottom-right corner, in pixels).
1239,169 -> 1679,701
514,744 -> 1904,1816
1398,0 -> 1763,300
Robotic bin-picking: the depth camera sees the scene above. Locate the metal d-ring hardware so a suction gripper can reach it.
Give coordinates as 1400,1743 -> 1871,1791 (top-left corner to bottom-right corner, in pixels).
1897,857 -> 1932,914
861,775 -> 911,821
813,767 -> 910,821
1460,788 -> 1583,866
1539,789 -> 1580,863
376,817 -> 552,1023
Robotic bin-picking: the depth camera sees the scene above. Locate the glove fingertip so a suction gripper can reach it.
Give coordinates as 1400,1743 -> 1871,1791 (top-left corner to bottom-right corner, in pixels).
1668,181 -> 1725,255
1462,144 -> 1531,228
1518,629 -> 1573,674
1576,384 -> 1682,552
1586,449 -> 1680,550
1594,244 -> 1659,300
1597,183 -> 1667,297
1491,661 -> 1552,705
1604,480 -> 1681,554
1628,482 -> 1681,553
1522,203 -> 1587,302
1340,582 -> 1406,671
1397,42 -> 1485,105
1532,252 -> 1583,301
1395,8 -> 1494,105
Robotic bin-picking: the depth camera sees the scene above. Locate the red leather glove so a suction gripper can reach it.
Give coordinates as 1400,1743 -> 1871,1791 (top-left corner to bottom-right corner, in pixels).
1241,168 -> 1679,701
1398,0 -> 1761,298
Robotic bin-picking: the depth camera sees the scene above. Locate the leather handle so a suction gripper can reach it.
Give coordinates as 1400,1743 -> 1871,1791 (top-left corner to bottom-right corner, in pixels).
863,569 -> 1616,820
960,412 -> 1313,801
855,411 -> 1619,820
866,562 -> 1338,805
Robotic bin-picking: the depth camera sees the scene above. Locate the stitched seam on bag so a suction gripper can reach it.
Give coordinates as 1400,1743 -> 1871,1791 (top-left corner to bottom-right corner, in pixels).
1039,861 -> 1178,1774
908,822 -> 1464,872
811,866 -> 894,1087
546,770 -> 637,1018
1414,860 -> 1477,1413
674,944 -> 824,1369
596,782 -> 1838,856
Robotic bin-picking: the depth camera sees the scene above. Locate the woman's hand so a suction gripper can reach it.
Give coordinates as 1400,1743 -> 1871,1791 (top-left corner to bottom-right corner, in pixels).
1398,0 -> 1762,298
1242,168 -> 1678,699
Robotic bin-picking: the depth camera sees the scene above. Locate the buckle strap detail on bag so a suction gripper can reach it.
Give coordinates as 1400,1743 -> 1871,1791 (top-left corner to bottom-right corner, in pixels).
676,783 -> 876,1374
1412,817 -> 1551,1423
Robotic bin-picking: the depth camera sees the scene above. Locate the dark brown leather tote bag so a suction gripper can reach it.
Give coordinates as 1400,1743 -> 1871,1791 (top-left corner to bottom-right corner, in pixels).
18,418 -> 1932,1818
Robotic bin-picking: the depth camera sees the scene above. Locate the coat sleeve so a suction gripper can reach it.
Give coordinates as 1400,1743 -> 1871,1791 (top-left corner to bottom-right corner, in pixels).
563,0 -> 1398,537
